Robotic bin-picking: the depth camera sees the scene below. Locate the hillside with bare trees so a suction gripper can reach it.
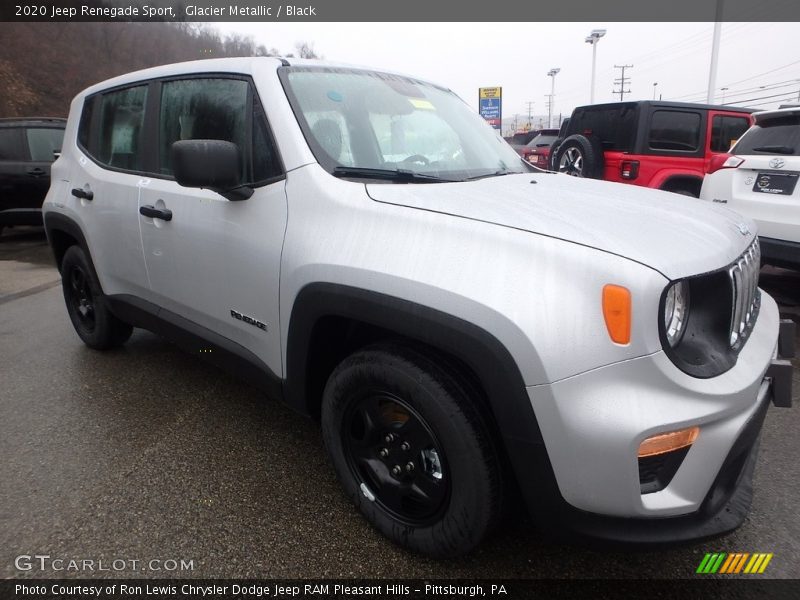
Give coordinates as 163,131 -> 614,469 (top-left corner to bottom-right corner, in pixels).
0,22 -> 319,117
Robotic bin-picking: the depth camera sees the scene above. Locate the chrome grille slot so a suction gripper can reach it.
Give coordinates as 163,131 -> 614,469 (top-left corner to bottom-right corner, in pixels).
728,239 -> 761,348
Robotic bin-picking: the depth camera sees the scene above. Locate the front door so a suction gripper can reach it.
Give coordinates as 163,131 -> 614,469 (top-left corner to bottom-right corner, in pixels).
138,76 -> 287,374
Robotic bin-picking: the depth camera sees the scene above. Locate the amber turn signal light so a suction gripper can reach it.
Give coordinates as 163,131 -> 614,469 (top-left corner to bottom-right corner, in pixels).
638,427 -> 700,458
602,284 -> 631,344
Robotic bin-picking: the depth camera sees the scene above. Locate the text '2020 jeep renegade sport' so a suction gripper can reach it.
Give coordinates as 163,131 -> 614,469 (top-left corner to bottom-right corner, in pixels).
43,58 -> 794,557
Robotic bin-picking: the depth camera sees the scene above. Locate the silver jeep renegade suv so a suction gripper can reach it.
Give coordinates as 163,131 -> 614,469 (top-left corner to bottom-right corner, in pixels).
43,58 -> 794,557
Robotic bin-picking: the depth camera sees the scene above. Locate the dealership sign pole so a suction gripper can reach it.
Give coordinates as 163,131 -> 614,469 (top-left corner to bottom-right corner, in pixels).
479,87 -> 502,130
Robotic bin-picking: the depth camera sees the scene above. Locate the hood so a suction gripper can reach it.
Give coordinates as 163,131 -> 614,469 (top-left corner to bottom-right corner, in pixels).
366,173 -> 755,280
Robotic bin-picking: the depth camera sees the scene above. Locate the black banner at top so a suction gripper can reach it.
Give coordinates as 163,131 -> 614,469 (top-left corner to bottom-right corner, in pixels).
1,0 -> 799,22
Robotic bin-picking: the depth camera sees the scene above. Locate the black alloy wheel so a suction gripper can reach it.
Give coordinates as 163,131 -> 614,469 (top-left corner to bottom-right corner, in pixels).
65,262 -> 96,334
342,390 -> 450,525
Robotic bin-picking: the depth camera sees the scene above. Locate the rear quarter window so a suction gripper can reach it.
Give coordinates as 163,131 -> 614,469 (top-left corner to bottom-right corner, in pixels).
648,110 -> 701,152
570,106 -> 636,151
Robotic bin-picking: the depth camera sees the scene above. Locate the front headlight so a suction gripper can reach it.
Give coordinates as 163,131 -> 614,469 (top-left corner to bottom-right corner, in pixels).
663,280 -> 690,347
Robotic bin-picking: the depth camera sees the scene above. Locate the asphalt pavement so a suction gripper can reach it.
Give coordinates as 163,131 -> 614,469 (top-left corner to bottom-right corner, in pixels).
1,228 -> 799,580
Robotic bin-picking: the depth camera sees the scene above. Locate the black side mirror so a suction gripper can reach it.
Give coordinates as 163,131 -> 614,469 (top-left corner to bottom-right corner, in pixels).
171,140 -> 253,201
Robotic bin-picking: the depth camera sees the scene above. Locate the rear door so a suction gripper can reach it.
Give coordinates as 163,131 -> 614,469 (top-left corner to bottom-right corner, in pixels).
706,111 -> 752,168
71,85 -> 152,298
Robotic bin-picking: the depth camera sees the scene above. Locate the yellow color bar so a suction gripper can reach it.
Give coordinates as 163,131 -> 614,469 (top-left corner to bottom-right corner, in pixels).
758,554 -> 773,574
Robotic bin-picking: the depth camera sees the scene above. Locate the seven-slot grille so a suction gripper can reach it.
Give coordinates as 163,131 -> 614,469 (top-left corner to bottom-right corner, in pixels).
728,239 -> 761,348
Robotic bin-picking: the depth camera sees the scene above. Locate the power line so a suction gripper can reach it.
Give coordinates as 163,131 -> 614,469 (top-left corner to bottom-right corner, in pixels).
723,90 -> 800,106
613,64 -> 633,101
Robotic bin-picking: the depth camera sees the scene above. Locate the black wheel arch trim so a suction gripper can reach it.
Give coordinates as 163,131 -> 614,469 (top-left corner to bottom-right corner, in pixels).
284,282 -> 571,523
43,212 -> 91,273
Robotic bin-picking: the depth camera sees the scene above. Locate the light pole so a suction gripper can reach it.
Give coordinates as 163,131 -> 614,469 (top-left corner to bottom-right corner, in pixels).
720,87 -> 729,104
547,68 -> 560,128
653,82 -> 658,100
585,29 -> 606,104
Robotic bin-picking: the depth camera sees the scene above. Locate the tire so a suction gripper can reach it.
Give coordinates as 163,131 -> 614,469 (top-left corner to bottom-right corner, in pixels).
321,343 -> 504,557
554,134 -> 605,178
61,245 -> 133,350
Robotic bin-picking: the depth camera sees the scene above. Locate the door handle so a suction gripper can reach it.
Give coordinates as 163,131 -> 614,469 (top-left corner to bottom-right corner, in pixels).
139,205 -> 173,221
71,187 -> 94,200
27,168 -> 46,177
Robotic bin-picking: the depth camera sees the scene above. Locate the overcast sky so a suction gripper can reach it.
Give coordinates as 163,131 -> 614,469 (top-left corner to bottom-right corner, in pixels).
216,22 -> 800,127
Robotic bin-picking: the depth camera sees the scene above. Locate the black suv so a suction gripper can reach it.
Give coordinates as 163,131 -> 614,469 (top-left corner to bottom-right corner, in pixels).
548,102 -> 753,197
0,117 -> 66,236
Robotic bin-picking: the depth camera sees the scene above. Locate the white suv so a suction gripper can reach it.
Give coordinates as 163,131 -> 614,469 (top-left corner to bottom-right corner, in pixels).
43,58 -> 793,557
701,107 -> 800,270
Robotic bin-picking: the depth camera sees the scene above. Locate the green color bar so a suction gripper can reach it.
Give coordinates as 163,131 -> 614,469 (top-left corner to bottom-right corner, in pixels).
710,553 -> 727,573
697,553 -> 713,574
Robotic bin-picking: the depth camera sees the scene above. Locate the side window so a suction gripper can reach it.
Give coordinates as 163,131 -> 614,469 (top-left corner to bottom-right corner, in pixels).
649,110 -> 701,152
710,115 -> 750,153
0,128 -> 26,161
26,128 -> 64,162
95,86 -> 148,170
159,78 -> 249,178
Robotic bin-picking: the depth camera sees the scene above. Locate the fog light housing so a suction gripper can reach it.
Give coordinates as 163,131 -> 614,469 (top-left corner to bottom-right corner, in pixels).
638,427 -> 699,494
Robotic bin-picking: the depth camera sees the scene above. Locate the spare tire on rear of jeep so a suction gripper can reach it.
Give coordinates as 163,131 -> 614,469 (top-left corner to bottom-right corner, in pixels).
554,134 -> 605,179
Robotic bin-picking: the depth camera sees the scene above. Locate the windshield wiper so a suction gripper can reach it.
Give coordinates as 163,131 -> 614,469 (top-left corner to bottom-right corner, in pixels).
465,169 -> 519,181
751,145 -> 795,154
332,166 -> 456,183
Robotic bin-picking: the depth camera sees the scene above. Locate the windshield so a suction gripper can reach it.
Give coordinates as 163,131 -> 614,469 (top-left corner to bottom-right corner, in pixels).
279,66 -> 530,182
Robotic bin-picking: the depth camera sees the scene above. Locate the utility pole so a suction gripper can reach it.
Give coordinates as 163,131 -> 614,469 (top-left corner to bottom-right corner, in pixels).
525,101 -> 535,129
706,0 -> 724,103
547,68 -> 560,128
613,64 -> 633,101
585,29 -> 607,104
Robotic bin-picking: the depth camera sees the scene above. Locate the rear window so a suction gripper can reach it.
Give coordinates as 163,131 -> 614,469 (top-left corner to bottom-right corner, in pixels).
570,106 -> 637,151
734,115 -> 800,156
526,134 -> 558,147
649,110 -> 701,152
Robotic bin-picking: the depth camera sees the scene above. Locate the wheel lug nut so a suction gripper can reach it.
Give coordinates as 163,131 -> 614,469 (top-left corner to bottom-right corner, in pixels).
391,465 -> 402,476
405,461 -> 415,472
384,433 -> 396,444
400,441 -> 411,451
379,448 -> 389,458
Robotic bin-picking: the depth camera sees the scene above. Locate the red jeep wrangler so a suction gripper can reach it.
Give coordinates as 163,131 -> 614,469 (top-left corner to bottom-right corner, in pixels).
549,101 -> 754,197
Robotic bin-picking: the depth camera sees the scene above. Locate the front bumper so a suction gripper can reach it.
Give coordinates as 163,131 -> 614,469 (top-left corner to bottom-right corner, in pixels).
518,293 -> 794,543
